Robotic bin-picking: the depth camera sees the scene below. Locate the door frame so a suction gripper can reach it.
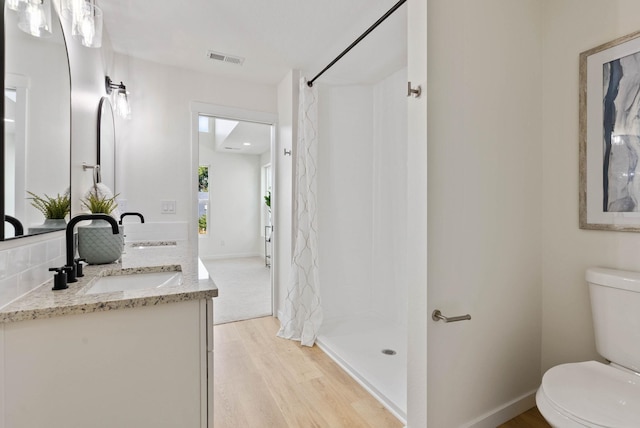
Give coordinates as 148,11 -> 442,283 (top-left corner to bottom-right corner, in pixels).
407,0 -> 428,426
190,102 -> 278,316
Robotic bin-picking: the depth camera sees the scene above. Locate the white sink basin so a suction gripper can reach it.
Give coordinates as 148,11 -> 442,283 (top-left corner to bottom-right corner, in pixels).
85,270 -> 183,295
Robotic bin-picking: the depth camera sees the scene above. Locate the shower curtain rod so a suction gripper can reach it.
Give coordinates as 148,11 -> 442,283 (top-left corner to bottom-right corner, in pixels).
306,0 -> 407,87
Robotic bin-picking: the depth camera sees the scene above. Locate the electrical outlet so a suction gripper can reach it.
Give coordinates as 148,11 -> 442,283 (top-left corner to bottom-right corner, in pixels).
117,199 -> 127,213
161,200 -> 176,214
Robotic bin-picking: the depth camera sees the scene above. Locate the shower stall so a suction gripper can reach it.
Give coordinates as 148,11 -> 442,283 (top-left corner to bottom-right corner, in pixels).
316,67 -> 408,422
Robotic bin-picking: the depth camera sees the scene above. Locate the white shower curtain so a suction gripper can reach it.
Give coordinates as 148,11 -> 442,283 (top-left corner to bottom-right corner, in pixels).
277,77 -> 322,347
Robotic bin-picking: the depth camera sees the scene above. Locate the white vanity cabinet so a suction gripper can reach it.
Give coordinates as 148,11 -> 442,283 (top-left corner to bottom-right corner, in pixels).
0,298 -> 213,428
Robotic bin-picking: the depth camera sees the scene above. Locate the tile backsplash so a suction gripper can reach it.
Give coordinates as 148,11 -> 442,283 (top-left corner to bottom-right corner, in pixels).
122,221 -> 188,242
0,237 -> 65,307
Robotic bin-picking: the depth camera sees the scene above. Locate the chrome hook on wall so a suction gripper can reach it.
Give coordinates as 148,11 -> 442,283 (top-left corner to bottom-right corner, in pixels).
407,81 -> 422,98
284,149 -> 292,156
82,162 -> 101,186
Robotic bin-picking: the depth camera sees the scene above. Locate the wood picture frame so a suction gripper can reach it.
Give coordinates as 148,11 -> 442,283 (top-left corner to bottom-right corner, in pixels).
580,30 -> 640,231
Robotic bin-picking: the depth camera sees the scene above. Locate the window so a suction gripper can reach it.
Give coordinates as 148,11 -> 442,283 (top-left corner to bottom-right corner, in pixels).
262,163 -> 272,232
198,165 -> 209,235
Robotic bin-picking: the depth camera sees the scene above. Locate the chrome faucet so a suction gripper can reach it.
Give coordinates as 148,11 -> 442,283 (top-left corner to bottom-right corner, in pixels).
65,214 -> 119,283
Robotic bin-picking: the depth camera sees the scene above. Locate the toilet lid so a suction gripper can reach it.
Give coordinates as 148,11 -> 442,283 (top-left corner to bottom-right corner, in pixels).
542,361 -> 640,427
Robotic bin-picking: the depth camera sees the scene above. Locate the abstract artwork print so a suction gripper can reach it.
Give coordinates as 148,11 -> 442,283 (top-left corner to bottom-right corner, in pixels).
603,51 -> 640,212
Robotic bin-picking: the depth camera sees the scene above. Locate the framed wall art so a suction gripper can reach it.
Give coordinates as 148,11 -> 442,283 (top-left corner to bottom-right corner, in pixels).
580,30 -> 640,231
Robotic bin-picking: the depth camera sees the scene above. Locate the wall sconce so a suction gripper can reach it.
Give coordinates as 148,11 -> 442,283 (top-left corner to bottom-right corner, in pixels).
105,76 -> 131,119
8,0 -> 53,38
4,0 -> 22,10
61,0 -> 103,48
6,0 -> 24,11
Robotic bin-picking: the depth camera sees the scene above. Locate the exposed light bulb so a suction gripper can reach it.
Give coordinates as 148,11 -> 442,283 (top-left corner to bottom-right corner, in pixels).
115,91 -> 131,120
6,0 -> 23,11
68,1 -> 103,48
65,0 -> 88,35
27,3 -> 43,34
17,0 -> 52,38
79,13 -> 95,46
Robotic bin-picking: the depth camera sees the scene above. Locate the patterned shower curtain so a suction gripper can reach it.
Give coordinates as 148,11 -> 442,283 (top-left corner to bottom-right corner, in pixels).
277,77 -> 322,347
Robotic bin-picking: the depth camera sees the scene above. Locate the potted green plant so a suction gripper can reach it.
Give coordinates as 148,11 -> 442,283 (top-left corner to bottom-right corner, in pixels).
26,191 -> 70,233
264,190 -> 271,211
81,191 -> 119,215
77,191 -> 123,264
198,214 -> 207,234
264,190 -> 272,226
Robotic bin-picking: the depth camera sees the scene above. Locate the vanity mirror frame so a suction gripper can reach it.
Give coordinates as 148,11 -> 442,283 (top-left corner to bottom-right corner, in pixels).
1,3 -> 6,240
1,2 -> 72,240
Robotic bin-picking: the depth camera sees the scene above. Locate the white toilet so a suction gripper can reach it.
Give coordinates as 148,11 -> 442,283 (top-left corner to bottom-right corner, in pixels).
536,267 -> 640,427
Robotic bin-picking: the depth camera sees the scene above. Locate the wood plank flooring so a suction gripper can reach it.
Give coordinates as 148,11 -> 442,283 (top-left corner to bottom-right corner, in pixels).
214,316 -> 403,428
498,407 -> 551,428
215,316 -> 551,427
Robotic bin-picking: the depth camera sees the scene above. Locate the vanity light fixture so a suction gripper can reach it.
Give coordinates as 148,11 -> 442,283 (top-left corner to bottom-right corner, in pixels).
105,76 -> 131,119
61,0 -> 103,48
14,0 -> 53,38
6,0 -> 24,11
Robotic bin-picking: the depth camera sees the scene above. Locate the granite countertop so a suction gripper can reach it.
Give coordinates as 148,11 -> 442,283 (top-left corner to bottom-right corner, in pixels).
0,240 -> 218,323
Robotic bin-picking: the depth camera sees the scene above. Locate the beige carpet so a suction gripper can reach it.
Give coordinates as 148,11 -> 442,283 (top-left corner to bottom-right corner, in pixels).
202,257 -> 272,324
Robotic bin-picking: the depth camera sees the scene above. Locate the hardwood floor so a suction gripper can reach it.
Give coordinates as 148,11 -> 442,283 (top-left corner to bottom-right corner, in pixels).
498,407 -> 551,428
214,316 -> 403,428
215,317 -> 551,427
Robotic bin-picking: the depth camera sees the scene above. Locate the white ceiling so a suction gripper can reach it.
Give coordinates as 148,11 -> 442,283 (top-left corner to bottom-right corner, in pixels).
99,0 -> 407,86
213,117 -> 271,155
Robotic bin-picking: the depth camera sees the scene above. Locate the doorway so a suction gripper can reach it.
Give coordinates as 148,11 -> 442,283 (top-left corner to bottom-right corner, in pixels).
191,103 -> 277,325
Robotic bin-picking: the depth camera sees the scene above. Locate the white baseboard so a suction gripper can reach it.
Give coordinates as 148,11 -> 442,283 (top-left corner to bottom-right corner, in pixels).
462,389 -> 537,428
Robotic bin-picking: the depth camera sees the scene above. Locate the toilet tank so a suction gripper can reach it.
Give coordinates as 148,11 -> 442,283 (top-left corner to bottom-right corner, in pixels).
586,267 -> 640,373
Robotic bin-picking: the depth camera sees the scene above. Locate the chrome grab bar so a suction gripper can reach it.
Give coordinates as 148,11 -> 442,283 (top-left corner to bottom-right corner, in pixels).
432,309 -> 471,323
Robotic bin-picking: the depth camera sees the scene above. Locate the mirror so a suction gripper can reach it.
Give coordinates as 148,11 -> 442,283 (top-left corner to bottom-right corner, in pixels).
97,97 -> 115,192
2,4 -> 71,239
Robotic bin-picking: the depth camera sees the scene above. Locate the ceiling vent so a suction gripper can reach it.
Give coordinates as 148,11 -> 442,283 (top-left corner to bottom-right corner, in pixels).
207,50 -> 245,66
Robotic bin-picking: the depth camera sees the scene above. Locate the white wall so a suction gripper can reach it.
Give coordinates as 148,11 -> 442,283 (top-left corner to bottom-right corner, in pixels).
274,71 -> 298,317
198,146 -> 262,259
427,1 -> 543,426
112,55 -> 277,228
406,0 -> 427,425
541,0 -> 640,372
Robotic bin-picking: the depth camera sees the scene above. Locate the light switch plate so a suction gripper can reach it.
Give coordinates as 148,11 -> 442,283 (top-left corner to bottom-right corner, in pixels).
161,200 -> 176,214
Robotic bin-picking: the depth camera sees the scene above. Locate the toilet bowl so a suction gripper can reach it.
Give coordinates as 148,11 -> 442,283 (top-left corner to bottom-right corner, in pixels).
536,361 -> 640,427
536,268 -> 640,427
